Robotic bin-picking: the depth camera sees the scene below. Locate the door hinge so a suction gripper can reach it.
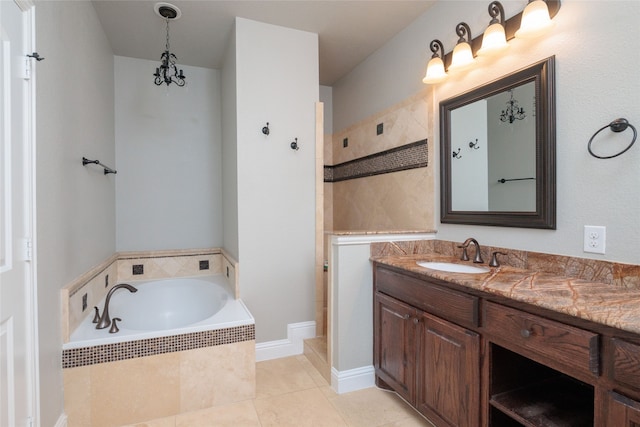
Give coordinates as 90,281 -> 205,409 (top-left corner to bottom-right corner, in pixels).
24,239 -> 33,262
23,57 -> 31,80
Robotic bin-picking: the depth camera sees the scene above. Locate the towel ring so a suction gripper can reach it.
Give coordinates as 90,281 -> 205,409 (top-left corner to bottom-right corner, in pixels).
587,118 -> 637,159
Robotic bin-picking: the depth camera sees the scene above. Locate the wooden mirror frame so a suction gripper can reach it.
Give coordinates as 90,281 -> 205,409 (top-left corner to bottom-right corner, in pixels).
440,56 -> 556,229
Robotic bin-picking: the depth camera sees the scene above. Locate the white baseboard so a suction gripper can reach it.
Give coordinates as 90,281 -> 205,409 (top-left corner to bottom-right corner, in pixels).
54,413 -> 68,427
331,365 -> 375,394
255,321 -> 316,362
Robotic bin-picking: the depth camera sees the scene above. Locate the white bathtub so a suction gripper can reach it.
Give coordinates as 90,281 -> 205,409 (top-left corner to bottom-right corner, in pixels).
63,274 -> 254,350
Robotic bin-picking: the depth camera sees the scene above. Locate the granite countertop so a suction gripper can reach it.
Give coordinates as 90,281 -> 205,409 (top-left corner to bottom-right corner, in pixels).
372,254 -> 640,335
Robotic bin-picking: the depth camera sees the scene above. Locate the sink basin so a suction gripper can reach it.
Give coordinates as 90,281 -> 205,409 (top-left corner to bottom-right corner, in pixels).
417,261 -> 490,274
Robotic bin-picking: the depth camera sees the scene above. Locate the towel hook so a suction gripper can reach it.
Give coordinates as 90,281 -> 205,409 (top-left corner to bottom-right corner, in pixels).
290,138 -> 299,151
587,118 -> 637,159
262,122 -> 270,136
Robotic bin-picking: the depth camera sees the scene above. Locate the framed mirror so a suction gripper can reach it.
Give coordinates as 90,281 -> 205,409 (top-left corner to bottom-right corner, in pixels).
440,56 -> 556,229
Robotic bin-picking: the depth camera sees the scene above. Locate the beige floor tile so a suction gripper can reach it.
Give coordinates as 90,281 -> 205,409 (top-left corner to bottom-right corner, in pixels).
119,416 -> 176,427
175,400 -> 261,427
253,387 -> 348,427
255,356 -> 317,399
378,415 -> 436,427
295,354 -> 329,387
328,387 -> 427,427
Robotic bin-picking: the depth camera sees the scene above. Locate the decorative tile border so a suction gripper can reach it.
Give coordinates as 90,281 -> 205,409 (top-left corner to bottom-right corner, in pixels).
324,139 -> 428,183
62,324 -> 255,368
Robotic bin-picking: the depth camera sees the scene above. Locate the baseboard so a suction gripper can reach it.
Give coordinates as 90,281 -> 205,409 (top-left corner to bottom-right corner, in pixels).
255,321 -> 316,362
54,413 -> 68,427
331,365 -> 375,394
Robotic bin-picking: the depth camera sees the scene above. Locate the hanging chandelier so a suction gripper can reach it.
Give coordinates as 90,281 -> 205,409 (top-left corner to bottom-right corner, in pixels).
500,89 -> 525,123
153,3 -> 186,87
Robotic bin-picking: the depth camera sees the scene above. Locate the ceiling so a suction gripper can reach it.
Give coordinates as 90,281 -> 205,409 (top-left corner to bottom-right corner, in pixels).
91,0 -> 436,85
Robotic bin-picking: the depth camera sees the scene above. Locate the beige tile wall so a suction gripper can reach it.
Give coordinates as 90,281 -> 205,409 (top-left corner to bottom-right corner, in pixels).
326,90 -> 434,232
63,341 -> 256,427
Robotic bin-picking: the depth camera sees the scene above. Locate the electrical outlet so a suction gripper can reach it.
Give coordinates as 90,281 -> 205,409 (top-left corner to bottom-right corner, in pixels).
583,225 -> 606,254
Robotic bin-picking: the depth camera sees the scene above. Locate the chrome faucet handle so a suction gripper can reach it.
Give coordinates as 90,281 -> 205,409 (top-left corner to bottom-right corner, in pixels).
109,318 -> 121,334
457,245 -> 470,261
92,306 -> 101,324
490,251 -> 506,267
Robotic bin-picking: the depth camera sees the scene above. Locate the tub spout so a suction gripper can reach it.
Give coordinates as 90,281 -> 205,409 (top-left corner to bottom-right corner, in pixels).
96,283 -> 137,330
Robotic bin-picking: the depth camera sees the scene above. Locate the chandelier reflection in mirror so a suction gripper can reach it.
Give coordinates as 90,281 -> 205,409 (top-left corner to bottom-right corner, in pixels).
153,3 -> 186,87
500,89 -> 526,123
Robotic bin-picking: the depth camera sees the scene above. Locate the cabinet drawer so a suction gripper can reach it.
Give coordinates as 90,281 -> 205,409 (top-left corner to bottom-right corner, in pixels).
611,338 -> 640,390
375,267 -> 478,328
484,301 -> 599,377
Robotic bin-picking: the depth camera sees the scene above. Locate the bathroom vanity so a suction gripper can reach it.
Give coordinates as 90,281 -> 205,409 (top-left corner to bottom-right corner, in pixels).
372,256 -> 640,427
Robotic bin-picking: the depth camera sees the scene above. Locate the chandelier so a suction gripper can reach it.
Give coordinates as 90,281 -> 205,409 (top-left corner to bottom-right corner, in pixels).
500,89 -> 525,123
153,3 -> 186,87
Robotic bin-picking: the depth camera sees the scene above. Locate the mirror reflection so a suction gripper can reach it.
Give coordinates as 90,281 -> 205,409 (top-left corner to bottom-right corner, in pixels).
451,81 -> 536,212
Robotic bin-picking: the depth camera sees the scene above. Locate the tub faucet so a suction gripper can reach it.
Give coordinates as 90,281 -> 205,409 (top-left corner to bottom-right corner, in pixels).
94,283 -> 137,330
458,238 -> 484,264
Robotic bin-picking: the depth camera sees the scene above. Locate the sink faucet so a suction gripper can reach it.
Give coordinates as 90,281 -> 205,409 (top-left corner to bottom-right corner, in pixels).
94,283 -> 137,330
458,238 -> 484,264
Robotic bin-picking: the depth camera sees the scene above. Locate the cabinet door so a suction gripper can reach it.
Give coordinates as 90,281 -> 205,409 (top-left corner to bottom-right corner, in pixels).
374,292 -> 417,404
417,312 -> 480,427
607,391 -> 640,426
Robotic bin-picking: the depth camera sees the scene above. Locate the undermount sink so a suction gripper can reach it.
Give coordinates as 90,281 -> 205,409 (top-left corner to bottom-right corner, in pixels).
417,261 -> 490,274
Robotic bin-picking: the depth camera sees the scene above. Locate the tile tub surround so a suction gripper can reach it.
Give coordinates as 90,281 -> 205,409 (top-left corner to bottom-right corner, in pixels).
371,245 -> 640,335
61,248 -> 239,342
63,340 -> 256,427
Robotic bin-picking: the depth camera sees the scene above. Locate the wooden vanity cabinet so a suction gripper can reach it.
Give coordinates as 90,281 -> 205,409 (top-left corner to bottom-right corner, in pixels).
606,391 -> 640,426
374,266 -> 480,427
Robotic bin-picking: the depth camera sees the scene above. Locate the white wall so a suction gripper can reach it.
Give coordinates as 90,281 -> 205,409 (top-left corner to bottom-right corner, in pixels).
332,0 -> 640,264
35,1 -> 115,424
221,27 -> 239,261
234,17 -> 319,342
115,56 -> 222,251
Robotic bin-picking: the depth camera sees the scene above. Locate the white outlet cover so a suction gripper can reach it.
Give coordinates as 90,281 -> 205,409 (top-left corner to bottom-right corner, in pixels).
583,225 -> 606,254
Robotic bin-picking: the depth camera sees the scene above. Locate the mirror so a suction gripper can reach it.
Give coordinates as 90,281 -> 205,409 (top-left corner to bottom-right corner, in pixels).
440,56 -> 556,229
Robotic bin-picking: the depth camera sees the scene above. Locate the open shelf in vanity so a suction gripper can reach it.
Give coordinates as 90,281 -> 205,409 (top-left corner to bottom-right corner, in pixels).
489,344 -> 594,427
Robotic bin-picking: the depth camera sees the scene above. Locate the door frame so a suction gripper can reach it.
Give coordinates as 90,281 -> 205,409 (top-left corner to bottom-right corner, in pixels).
14,0 -> 40,424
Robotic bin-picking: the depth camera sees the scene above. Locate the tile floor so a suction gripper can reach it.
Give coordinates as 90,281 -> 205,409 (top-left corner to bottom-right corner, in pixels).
122,354 -> 435,427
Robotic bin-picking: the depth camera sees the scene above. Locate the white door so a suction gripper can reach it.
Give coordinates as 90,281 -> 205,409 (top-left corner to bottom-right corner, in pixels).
0,1 -> 37,426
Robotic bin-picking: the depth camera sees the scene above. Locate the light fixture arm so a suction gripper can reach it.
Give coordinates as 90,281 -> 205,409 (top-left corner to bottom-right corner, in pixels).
455,22 -> 472,44
488,1 -> 505,25
429,39 -> 445,59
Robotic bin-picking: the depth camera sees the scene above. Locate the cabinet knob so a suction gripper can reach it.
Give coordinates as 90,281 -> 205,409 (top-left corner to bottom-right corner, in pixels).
520,329 -> 532,338
413,317 -> 419,325
403,314 -> 410,320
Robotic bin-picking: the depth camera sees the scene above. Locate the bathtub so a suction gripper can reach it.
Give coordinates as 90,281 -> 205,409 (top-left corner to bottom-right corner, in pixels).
63,274 -> 254,350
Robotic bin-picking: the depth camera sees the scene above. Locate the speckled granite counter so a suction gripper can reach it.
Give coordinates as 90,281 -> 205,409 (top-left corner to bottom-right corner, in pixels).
372,254 -> 640,335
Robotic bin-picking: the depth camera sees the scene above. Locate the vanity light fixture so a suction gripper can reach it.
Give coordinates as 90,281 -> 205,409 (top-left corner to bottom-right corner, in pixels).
422,39 -> 448,84
477,1 -> 508,56
153,2 -> 186,87
448,23 -> 475,71
421,0 -> 560,85
515,0 -> 554,39
500,89 -> 526,123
